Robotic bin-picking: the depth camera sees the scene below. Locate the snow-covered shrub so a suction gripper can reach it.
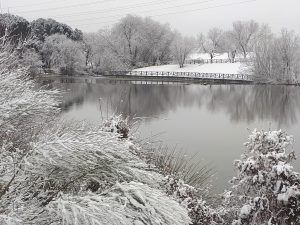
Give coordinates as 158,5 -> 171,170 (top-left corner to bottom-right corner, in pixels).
223,129 -> 300,224
165,176 -> 223,225
102,115 -> 130,138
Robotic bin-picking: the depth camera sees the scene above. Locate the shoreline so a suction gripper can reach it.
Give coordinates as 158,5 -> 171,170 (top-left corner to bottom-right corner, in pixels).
38,73 -> 300,86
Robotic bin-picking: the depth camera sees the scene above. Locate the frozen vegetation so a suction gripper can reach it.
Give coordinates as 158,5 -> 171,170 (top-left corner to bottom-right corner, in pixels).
0,48 -> 191,225
222,130 -> 300,224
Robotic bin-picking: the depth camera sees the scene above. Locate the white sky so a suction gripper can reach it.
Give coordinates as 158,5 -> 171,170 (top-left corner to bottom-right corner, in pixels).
1,0 -> 299,35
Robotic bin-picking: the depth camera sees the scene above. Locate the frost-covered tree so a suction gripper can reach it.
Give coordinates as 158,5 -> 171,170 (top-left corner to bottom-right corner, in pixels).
223,130 -> 300,225
197,33 -> 208,53
138,17 -> 174,66
112,15 -> 143,67
274,29 -> 300,82
171,32 -> 195,68
83,31 -> 128,72
251,27 -> 300,83
206,28 -> 224,63
207,28 -> 224,52
230,20 -> 259,58
42,34 -> 85,74
0,13 -> 30,43
30,18 -> 83,42
222,31 -> 237,63
99,15 -> 174,70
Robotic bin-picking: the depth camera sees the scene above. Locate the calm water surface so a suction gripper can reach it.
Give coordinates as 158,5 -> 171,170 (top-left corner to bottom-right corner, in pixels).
42,77 -> 300,193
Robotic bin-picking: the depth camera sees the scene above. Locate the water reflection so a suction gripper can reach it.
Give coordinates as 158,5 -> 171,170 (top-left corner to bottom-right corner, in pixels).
44,78 -> 300,128
40,77 -> 300,192
203,85 -> 300,127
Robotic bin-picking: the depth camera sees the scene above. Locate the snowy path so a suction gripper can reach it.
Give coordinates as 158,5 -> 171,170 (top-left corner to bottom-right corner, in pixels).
132,63 -> 247,75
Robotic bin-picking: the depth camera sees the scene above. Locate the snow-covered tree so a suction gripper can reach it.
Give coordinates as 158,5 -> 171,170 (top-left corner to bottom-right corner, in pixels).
222,31 -> 237,63
83,31 -> 129,72
251,27 -> 300,84
138,17 -> 174,66
42,34 -> 85,74
171,32 -> 195,68
207,28 -> 224,52
112,15 -> 143,67
197,33 -> 208,53
274,29 -> 300,82
0,14 -> 30,43
102,15 -> 174,69
223,129 -> 300,225
30,18 -> 83,42
230,20 -> 259,58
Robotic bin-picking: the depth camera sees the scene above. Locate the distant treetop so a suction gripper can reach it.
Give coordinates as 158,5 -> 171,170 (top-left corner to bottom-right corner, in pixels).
30,18 -> 83,42
0,13 -> 30,42
0,13 -> 83,43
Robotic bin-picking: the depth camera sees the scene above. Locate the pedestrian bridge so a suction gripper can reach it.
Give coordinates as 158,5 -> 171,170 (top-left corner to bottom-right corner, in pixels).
98,70 -> 254,83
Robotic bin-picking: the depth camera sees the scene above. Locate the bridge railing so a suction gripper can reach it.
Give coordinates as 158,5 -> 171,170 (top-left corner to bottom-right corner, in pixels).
185,58 -> 250,64
101,70 -> 253,82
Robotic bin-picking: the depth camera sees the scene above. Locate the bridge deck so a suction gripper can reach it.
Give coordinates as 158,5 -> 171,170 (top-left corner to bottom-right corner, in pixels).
96,70 -> 253,83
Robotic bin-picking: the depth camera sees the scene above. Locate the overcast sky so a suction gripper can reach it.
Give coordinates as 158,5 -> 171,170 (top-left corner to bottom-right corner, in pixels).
1,0 -> 299,35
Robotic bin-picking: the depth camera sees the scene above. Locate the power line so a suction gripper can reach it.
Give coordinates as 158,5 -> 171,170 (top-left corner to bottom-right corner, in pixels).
63,0 -> 223,23
154,0 -> 256,18
12,0 -> 115,14
7,0 -> 70,9
73,0 -> 256,28
49,0 -> 190,19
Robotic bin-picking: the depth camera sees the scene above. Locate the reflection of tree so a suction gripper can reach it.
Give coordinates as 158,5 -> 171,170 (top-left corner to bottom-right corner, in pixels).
249,86 -> 300,127
115,84 -> 194,119
204,85 -> 255,123
42,78 -> 300,128
204,85 -> 300,127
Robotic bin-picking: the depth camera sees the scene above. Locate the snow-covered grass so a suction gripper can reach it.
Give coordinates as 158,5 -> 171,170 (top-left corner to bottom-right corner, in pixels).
133,63 -> 247,75
0,48 -> 192,225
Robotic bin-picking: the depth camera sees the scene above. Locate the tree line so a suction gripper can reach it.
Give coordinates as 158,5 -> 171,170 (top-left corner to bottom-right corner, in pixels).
1,13 -> 299,83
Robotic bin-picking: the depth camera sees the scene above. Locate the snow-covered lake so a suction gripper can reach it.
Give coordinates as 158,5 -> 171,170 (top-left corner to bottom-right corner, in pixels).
42,78 -> 300,194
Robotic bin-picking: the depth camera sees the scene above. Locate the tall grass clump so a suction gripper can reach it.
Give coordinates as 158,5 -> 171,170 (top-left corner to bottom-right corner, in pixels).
0,42 -> 191,225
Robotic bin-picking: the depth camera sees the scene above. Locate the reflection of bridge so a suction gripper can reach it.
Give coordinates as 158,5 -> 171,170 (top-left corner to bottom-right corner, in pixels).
98,70 -> 254,84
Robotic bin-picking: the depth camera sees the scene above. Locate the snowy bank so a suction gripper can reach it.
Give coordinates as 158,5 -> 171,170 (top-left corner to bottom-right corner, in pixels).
133,63 -> 248,75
